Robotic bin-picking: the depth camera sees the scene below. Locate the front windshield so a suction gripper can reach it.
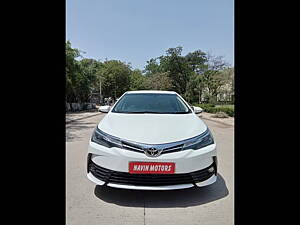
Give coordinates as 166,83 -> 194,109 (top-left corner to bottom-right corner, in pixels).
112,93 -> 192,114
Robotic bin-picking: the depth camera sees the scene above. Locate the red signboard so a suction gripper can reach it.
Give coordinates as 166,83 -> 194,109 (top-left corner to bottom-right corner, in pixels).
129,162 -> 175,174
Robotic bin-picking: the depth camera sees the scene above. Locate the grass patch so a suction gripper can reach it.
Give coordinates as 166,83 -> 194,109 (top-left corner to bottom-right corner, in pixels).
215,104 -> 234,109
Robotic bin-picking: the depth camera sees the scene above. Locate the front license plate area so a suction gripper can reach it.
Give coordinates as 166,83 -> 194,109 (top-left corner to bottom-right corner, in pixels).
129,162 -> 175,174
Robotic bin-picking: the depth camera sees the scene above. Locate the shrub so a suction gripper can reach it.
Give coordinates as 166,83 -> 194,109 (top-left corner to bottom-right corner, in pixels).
215,106 -> 234,117
194,103 -> 234,117
195,103 -> 215,112
205,107 -> 217,114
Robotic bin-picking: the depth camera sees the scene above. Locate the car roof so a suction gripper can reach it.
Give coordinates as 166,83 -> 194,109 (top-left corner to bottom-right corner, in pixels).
125,90 -> 177,94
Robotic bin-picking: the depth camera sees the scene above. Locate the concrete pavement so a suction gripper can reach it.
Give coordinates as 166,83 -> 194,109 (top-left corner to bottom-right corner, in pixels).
66,113 -> 234,225
66,111 -> 100,124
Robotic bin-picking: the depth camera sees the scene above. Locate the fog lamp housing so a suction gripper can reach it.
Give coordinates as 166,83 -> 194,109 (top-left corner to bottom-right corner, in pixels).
208,167 -> 214,173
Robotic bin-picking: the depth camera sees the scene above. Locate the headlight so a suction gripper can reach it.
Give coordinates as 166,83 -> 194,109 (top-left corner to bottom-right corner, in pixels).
182,128 -> 214,150
91,127 -> 122,148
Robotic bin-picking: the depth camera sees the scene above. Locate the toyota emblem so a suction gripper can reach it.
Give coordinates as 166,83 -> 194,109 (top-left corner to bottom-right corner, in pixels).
144,147 -> 162,157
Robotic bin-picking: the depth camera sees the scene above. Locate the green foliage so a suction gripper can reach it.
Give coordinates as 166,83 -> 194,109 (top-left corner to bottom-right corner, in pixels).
215,104 -> 234,109
195,103 -> 215,113
129,69 -> 147,90
158,47 -> 192,94
66,40 -> 132,102
66,41 -> 234,107
100,60 -> 132,99
145,72 -> 173,90
195,104 -> 234,117
214,106 -> 234,117
66,41 -> 85,102
144,58 -> 161,75
185,50 -> 207,73
196,103 -> 216,108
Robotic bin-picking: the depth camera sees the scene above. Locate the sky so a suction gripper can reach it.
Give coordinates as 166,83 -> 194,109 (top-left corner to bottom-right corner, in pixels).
66,0 -> 234,70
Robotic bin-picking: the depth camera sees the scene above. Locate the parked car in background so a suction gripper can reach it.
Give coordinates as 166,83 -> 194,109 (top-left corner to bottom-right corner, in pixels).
88,90 -> 217,190
98,105 -> 110,112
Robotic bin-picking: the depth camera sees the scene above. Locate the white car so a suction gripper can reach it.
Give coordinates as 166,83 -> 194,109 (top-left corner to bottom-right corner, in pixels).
98,105 -> 110,112
87,90 -> 217,190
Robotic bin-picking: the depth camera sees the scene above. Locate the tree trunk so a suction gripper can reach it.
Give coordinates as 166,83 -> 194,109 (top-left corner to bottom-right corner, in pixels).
198,84 -> 202,104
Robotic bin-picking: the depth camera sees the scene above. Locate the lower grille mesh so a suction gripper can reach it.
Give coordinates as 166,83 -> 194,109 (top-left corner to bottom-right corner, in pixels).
89,161 -> 214,186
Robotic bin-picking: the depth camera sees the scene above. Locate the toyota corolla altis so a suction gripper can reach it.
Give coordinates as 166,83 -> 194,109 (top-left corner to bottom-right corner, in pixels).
87,90 -> 217,190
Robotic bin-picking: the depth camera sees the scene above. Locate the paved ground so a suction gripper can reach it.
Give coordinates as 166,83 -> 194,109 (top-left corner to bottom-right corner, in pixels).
66,112 -> 234,225
200,112 -> 234,127
66,111 -> 99,124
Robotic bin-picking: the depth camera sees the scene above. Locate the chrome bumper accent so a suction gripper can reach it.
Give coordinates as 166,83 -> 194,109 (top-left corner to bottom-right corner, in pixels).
195,174 -> 217,187
87,172 -> 217,190
87,172 -> 105,185
107,183 -> 194,190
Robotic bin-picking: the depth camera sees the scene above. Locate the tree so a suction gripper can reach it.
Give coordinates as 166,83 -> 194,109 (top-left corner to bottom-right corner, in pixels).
185,50 -> 207,73
185,72 -> 205,104
66,40 -> 233,106
159,47 -> 192,94
66,41 -> 82,102
100,60 -> 132,99
143,58 -> 161,75
201,54 -> 229,103
130,69 -> 148,90
145,72 -> 173,90
184,50 -> 208,103
66,41 -> 103,103
75,58 -> 102,102
217,67 -> 234,102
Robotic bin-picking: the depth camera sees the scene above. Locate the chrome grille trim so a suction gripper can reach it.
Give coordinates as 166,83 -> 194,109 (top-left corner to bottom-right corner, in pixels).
121,140 -> 185,155
121,142 -> 144,153
163,145 -> 184,153
98,128 -> 210,155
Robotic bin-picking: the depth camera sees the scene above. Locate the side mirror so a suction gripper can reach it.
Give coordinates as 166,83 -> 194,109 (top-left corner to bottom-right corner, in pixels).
193,106 -> 203,114
99,105 -> 111,113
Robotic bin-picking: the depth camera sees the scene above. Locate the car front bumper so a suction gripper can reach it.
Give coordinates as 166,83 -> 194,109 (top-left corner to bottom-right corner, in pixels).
87,140 -> 217,190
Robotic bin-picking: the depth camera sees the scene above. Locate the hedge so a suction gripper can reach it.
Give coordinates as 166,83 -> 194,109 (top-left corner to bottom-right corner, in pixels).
195,104 -> 234,117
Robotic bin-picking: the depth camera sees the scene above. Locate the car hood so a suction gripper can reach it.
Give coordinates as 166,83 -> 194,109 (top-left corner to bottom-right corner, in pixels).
98,113 -> 207,144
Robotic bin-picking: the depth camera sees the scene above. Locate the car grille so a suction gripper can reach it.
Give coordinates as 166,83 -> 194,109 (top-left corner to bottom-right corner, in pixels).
121,140 -> 184,155
88,160 -> 215,186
